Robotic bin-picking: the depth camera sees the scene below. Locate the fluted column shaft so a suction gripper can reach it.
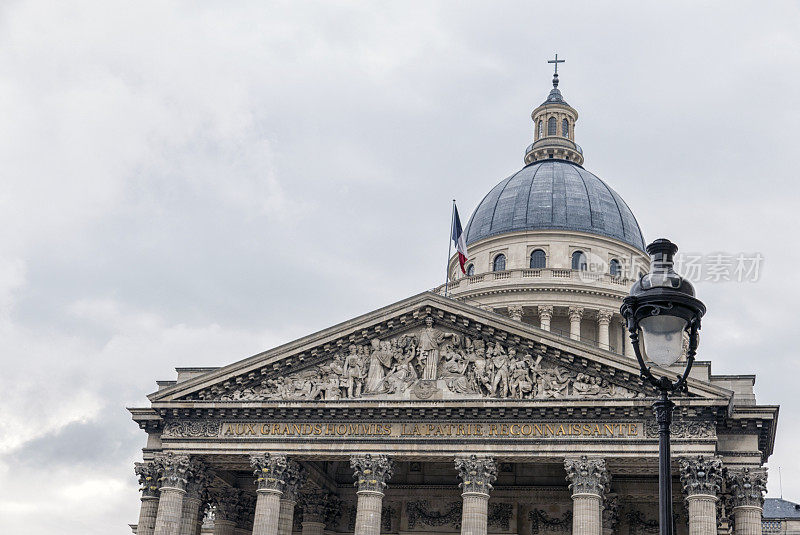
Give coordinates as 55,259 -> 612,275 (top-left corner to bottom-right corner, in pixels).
212,520 -> 236,535
455,455 -> 497,535
351,454 -> 393,535
300,521 -> 325,535
687,495 -> 718,535
565,456 -> 609,535
253,489 -> 282,535
155,487 -> 186,535
597,310 -> 612,350
538,305 -> 553,331
733,506 -> 762,535
138,497 -> 161,535
569,307 -> 583,341
277,498 -> 296,535
178,496 -> 202,535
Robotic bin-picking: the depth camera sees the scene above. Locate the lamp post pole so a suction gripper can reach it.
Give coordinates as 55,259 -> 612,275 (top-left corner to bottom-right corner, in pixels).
621,238 -> 706,535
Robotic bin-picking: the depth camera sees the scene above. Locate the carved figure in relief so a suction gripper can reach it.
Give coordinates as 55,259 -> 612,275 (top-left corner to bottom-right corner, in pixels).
342,345 -> 364,398
489,344 -> 511,397
365,339 -> 394,393
418,317 -> 456,380
509,358 -> 533,399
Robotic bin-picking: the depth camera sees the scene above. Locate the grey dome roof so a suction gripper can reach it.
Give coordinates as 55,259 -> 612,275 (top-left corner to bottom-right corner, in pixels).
464,160 -> 646,251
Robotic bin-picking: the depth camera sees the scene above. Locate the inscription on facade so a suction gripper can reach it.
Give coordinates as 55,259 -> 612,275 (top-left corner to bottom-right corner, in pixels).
212,421 -> 643,439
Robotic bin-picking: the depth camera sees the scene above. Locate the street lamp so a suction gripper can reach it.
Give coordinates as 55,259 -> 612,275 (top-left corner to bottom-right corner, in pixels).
620,238 -> 706,535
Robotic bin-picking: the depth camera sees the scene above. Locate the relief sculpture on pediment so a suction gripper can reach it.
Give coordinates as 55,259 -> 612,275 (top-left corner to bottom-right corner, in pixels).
200,317 -> 646,402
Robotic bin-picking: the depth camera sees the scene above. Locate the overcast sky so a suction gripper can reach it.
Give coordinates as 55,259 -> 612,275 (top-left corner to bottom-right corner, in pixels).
1,1 -> 799,533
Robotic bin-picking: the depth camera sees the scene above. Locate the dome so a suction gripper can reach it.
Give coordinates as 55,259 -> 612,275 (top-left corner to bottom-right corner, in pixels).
464,160 -> 646,251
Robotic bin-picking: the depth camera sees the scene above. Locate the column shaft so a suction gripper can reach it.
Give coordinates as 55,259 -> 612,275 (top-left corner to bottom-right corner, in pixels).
460,493 -> 490,535
277,498 -> 296,535
154,488 -> 186,535
734,506 -> 762,535
301,521 -> 325,535
597,311 -> 612,350
137,496 -> 160,535
572,494 -> 602,535
538,305 -> 552,331
687,495 -> 718,535
569,307 -> 583,341
354,491 -> 384,535
212,520 -> 236,535
178,496 -> 202,535
252,489 -> 283,535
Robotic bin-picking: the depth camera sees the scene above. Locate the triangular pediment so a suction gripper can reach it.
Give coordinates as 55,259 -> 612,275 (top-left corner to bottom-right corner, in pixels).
149,292 -> 733,405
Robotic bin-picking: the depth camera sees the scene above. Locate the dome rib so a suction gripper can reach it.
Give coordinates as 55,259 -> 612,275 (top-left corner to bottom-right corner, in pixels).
464,160 -> 645,251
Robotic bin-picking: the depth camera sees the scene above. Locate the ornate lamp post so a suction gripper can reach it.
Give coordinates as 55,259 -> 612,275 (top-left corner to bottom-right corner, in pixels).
620,238 -> 706,535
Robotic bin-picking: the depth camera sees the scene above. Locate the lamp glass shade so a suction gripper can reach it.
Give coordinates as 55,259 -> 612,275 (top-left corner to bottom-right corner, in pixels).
639,314 -> 687,367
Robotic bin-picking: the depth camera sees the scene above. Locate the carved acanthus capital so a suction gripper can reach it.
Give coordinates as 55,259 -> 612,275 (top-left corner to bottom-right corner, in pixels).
351,454 -> 393,494
728,467 -> 767,509
184,458 -> 214,500
134,461 -> 161,498
565,456 -> 610,497
210,487 -> 245,524
250,453 -> 289,493
299,488 -> 329,523
455,455 -> 497,496
282,460 -> 307,502
154,452 -> 191,491
602,493 -> 620,532
538,305 -> 553,319
680,456 -> 723,498
597,309 -> 613,325
568,306 -> 584,322
508,305 -> 524,322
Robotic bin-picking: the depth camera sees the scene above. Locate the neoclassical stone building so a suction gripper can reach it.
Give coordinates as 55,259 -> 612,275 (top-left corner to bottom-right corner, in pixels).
129,67 -> 778,535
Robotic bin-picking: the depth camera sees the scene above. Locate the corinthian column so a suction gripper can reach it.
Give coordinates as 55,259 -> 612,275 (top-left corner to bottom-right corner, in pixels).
210,488 -> 242,535
538,305 -> 553,331
508,305 -> 523,322
153,453 -> 191,535
565,456 -> 609,535
597,310 -> 612,350
568,306 -> 584,340
299,489 -> 329,535
350,454 -> 393,535
278,460 -> 306,535
135,461 -> 162,535
680,456 -> 723,535
250,454 -> 289,535
455,455 -> 497,535
728,468 -> 767,535
179,459 -> 212,535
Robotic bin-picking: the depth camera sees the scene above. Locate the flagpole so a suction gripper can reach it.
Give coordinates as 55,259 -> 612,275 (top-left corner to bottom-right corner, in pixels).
444,199 -> 455,297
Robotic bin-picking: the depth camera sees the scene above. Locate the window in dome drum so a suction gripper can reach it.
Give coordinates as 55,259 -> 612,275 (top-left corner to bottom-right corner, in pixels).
562,118 -> 569,137
466,264 -> 474,276
493,254 -> 506,272
610,258 -> 621,277
572,250 -> 587,271
548,116 -> 556,135
530,249 -> 546,269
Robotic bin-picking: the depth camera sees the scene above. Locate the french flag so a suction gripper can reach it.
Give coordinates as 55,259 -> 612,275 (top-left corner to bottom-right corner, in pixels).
452,205 -> 468,273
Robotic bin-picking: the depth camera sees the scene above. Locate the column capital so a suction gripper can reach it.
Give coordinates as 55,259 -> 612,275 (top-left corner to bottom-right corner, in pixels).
680,455 -> 723,498
282,459 -> 307,502
210,487 -> 244,524
538,305 -> 553,318
728,467 -> 767,509
597,309 -> 613,324
299,487 -> 330,524
184,458 -> 214,501
568,306 -> 585,321
250,453 -> 289,493
508,305 -> 524,322
153,452 -> 191,491
565,456 -> 610,497
455,455 -> 497,496
135,461 -> 161,498
350,454 -> 393,493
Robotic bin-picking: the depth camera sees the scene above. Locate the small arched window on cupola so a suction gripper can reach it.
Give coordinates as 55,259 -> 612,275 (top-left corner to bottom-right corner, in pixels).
493,254 -> 506,272
609,258 -> 621,277
547,117 -> 557,136
537,120 -> 543,139
530,249 -> 546,269
562,118 -> 569,138
571,250 -> 588,271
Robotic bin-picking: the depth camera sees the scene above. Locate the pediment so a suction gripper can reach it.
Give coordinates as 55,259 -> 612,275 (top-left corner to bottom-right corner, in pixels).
149,292 -> 732,405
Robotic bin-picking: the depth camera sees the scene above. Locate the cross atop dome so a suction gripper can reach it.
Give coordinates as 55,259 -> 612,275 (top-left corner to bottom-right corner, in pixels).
548,53 -> 565,87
